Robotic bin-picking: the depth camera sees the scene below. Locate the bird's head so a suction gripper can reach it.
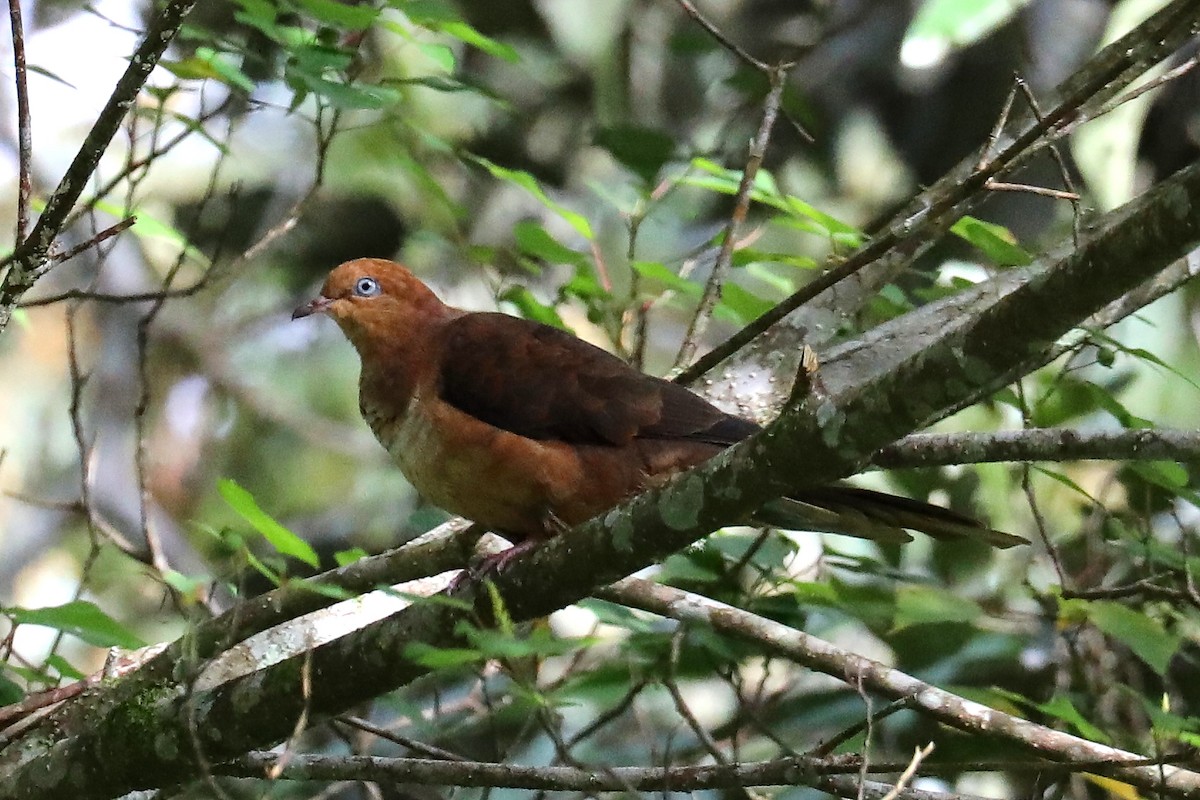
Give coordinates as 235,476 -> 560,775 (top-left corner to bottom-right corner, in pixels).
292,258 -> 447,354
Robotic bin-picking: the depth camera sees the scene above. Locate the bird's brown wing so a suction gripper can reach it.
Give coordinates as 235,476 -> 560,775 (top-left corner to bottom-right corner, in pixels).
438,313 -> 757,446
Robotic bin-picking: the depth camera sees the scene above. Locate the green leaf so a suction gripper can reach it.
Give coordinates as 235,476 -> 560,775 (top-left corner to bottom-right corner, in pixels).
393,0 -> 459,24
218,478 -> 320,568
395,0 -> 520,61
1034,693 -> 1112,744
1030,466 -> 1099,503
90,198 -> 209,267
404,641 -> 482,668
594,125 -> 676,184
0,671 -> 23,705
28,64 -> 76,89
438,20 -> 519,62
461,625 -> 593,660
334,547 -> 370,566
6,601 -> 145,650
468,155 -> 594,240
1085,329 -> 1200,393
892,585 -> 982,631
575,598 -> 659,633
683,158 -> 863,241
1078,381 -> 1152,428
513,221 -> 589,267
718,282 -> 773,324
951,216 -> 1033,266
903,0 -> 1034,65
1085,600 -> 1180,675
731,248 -> 817,270
194,47 -> 255,92
499,286 -> 568,329
1128,460 -> 1188,491
658,552 -> 723,584
292,0 -> 379,29
631,260 -> 702,296
289,67 -> 402,109
45,654 -> 86,681
162,569 -> 207,601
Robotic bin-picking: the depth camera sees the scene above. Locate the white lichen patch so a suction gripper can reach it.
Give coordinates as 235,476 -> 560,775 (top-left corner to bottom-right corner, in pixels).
194,571 -> 456,691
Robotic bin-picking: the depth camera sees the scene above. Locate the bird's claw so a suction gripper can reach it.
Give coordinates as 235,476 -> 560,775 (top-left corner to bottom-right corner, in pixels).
447,539 -> 540,593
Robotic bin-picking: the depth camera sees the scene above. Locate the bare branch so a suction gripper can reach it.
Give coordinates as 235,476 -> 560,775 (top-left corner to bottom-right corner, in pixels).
0,0 -> 198,328
670,0 -> 771,73
7,0 -> 31,243
675,65 -> 788,370
602,578 -> 1200,796
221,750 -> 857,791
872,427 -> 1200,469
675,0 -> 1200,383
984,180 -> 1080,201
49,216 -> 136,264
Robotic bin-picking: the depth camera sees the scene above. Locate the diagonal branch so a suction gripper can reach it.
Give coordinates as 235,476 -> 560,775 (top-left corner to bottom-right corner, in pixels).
0,0 -> 198,332
5,149 -> 1200,799
603,579 -> 1200,796
676,0 -> 1200,383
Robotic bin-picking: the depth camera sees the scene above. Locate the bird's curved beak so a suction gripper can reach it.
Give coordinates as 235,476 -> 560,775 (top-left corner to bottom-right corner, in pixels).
292,296 -> 333,320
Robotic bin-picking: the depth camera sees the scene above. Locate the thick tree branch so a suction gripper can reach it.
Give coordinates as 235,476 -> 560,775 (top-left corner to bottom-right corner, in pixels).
5,148 -> 1200,799
602,579 -> 1200,796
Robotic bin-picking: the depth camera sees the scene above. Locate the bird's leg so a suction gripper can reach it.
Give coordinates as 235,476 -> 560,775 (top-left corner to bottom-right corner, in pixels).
448,513 -> 567,592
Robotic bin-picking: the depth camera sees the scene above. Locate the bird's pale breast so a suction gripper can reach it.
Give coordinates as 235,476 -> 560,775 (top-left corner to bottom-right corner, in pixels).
361,387 -> 593,538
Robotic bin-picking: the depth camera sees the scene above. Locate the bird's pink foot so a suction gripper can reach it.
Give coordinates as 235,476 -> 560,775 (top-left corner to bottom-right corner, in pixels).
447,539 -> 540,593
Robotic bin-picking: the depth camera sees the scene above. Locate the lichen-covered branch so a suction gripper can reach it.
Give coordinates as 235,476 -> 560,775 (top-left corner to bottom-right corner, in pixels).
602,579 -> 1200,796
873,427 -> 1200,469
3,147 -> 1199,799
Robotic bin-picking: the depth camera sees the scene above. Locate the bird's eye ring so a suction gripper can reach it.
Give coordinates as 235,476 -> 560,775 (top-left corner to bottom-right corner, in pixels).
354,277 -> 381,297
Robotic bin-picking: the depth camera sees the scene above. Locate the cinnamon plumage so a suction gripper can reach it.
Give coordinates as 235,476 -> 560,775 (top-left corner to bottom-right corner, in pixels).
294,258 -> 1025,561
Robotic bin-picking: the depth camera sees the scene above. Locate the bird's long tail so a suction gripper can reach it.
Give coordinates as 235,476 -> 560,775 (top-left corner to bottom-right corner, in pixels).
754,485 -> 1026,548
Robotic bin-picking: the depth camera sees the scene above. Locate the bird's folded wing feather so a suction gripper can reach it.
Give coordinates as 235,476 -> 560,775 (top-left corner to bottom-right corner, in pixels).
437,313 -> 759,446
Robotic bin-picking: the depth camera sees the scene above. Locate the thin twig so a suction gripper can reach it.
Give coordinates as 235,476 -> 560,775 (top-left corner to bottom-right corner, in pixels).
0,0 -> 199,317
810,697 -> 914,758
335,716 -> 468,762
268,651 -> 314,779
976,80 -> 1017,170
670,0 -> 770,72
49,216 -> 137,263
1012,77 -> 1083,242
673,3 -> 1200,384
7,0 -> 32,243
984,181 -> 1080,200
1094,52 -> 1200,118
665,630 -> 729,765
601,578 -> 1200,797
59,96 -> 233,233
880,744 -> 936,800
674,65 -> 789,370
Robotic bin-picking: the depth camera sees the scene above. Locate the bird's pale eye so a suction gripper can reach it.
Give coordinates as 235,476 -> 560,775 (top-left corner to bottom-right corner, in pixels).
354,277 -> 381,297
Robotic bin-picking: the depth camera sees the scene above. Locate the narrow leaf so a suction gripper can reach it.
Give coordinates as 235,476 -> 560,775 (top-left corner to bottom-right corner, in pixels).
219,478 -> 320,568
6,601 -> 145,649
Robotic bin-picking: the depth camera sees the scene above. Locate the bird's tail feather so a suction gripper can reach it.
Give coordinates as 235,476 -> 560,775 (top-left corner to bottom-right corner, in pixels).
755,485 -> 1026,548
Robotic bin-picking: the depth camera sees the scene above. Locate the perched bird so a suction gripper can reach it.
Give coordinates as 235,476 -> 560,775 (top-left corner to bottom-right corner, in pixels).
294,258 -> 1025,566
